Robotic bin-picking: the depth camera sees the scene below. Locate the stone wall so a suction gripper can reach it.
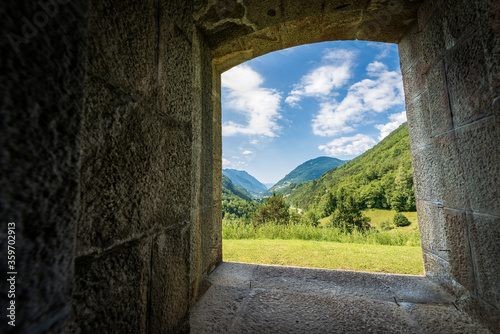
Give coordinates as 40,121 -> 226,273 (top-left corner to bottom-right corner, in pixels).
0,1 -> 88,333
67,0 -> 219,333
399,0 -> 500,330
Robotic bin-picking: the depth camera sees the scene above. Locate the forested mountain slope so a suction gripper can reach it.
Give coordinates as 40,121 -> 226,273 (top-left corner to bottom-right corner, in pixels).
286,123 -> 414,215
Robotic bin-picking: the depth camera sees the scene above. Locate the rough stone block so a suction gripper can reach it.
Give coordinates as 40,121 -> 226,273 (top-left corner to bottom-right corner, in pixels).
399,24 -> 422,75
445,36 -> 493,127
422,251 -> 451,284
440,0 -> 479,50
476,0 -> 500,98
67,239 -> 150,333
426,61 -> 454,136
417,0 -> 438,32
142,164 -> 193,229
416,200 -> 449,261
420,9 -> 446,69
411,145 -> 443,202
407,91 -> 432,149
456,292 -> 500,333
442,209 -> 475,292
151,227 -> 191,333
87,0 -> 158,98
435,132 -> 470,210
78,79 -> 155,254
469,213 -> 500,308
159,21 -> 194,124
455,118 -> 500,216
402,56 -> 429,103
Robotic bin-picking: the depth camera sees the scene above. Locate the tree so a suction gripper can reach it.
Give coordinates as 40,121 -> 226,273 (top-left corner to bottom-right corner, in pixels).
393,212 -> 411,227
320,192 -> 337,218
390,165 -> 414,212
328,188 -> 371,232
252,191 -> 290,226
303,211 -> 319,227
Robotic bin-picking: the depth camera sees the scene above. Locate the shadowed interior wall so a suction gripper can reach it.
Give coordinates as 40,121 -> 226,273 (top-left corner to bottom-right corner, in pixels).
66,0 -> 219,332
0,1 -> 88,333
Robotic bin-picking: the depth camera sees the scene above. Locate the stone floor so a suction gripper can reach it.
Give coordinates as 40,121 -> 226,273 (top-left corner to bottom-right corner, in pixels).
190,262 -> 492,333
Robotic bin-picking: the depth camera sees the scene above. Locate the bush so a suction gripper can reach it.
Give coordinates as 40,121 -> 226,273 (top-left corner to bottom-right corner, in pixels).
393,213 -> 411,227
380,220 -> 394,231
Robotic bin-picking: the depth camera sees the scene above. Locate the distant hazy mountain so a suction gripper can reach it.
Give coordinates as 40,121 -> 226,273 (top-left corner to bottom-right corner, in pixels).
263,183 -> 275,189
222,174 -> 253,201
263,157 -> 348,196
222,169 -> 268,197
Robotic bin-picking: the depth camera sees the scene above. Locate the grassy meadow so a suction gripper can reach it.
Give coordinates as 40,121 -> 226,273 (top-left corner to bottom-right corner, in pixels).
223,209 -> 424,274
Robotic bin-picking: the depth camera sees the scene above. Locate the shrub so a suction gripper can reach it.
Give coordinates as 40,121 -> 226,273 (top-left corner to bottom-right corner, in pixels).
393,212 -> 411,227
380,220 -> 394,231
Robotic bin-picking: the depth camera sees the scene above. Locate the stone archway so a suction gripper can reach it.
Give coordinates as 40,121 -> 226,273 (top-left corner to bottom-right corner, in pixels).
1,0 -> 498,333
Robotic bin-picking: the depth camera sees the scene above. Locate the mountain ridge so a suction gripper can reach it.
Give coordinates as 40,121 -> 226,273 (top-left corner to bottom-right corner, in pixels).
263,156 -> 348,196
222,169 -> 268,197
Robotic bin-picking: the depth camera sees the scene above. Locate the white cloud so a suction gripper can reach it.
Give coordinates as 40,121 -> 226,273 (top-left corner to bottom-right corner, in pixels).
222,65 -> 282,137
312,61 -> 404,137
285,48 -> 358,107
242,150 -> 253,155
318,134 -> 377,157
222,158 -> 231,168
368,42 -> 395,60
222,157 -> 248,169
375,111 -> 407,140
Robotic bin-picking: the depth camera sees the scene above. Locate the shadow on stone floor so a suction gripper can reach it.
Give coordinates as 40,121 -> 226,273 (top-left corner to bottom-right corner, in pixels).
190,262 -> 492,333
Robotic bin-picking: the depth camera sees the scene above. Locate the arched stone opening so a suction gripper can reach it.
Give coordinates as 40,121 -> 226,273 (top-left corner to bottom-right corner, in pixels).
1,0 -> 498,333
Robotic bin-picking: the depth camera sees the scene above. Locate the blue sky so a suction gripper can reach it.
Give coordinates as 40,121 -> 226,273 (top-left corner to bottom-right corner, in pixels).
221,41 -> 406,184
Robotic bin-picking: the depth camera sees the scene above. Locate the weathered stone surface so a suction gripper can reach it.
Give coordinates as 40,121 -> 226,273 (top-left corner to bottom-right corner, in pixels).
420,7 -> 446,69
443,209 -> 475,292
158,19 -> 195,124
416,200 -> 449,260
440,0 -> 479,50
403,303 -> 493,334
402,56 -> 429,103
410,146 -> 443,202
469,213 -> 500,308
427,61 -> 454,136
205,0 -> 424,70
422,251 -> 451,284
398,24 -> 422,76
445,36 -> 493,127
0,1 -> 88,333
151,226 -> 191,333
455,118 -> 500,216
87,0 -> 158,98
476,0 -> 500,98
191,263 -> 491,334
435,132 -> 470,210
67,239 -> 150,333
406,91 -> 432,149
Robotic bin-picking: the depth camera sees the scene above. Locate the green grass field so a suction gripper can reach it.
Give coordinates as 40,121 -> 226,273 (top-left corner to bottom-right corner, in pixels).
224,209 -> 424,275
223,239 -> 424,275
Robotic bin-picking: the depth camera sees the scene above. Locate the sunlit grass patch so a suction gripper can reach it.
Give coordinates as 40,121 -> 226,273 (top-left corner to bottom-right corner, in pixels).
223,239 -> 424,275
